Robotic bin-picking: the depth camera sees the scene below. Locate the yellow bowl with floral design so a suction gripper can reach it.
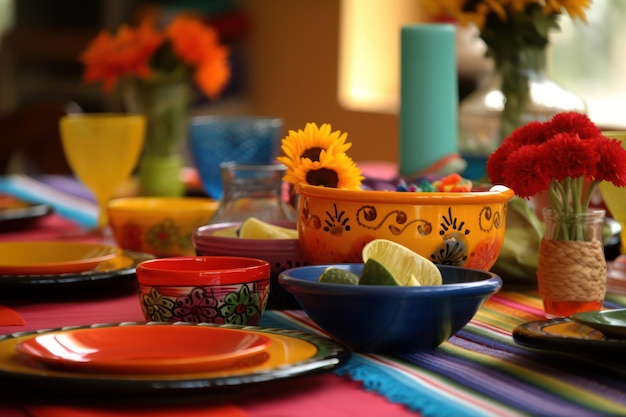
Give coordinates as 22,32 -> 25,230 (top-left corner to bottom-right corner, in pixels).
296,184 -> 515,271
107,197 -> 219,257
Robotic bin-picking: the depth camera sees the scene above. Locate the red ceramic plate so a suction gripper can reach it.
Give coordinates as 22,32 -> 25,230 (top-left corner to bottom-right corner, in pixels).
0,241 -> 118,275
16,325 -> 273,374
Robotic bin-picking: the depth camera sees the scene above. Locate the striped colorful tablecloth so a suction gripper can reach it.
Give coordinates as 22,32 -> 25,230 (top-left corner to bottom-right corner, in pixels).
260,291 -> 626,417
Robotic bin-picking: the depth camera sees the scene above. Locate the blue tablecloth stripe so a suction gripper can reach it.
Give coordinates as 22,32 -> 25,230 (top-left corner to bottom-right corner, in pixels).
0,175 -> 97,228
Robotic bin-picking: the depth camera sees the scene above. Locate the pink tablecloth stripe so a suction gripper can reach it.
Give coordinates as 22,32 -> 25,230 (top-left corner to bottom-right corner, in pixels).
0,373 -> 418,417
0,292 -> 145,334
0,213 -> 102,243
23,404 -> 249,417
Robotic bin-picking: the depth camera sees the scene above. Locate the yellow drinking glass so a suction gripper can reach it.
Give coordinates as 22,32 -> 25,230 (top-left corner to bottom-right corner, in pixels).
59,114 -> 146,229
599,131 -> 626,254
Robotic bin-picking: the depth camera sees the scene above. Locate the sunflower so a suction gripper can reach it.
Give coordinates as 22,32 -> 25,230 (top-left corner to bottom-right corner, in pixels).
277,122 -> 363,190
279,122 -> 352,162
424,0 -> 590,31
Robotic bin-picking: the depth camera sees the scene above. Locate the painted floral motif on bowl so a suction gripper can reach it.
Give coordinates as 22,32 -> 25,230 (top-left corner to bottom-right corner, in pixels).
296,184 -> 514,271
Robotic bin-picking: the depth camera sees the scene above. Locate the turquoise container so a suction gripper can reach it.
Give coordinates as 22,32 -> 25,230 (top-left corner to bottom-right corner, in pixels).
399,24 -> 458,177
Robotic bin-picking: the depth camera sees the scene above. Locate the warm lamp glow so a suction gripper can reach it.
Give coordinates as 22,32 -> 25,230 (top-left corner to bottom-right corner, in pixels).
338,0 -> 423,114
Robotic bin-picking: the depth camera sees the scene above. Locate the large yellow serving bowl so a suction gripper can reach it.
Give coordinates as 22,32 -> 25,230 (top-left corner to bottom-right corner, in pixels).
296,184 -> 515,271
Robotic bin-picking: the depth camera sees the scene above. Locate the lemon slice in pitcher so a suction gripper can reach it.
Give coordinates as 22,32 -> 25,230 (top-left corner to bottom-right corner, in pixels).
211,226 -> 239,237
360,239 -> 442,286
239,217 -> 298,239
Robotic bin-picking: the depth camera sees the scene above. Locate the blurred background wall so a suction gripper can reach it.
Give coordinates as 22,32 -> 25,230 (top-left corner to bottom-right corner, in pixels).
0,0 -> 431,171
1,0 -> 622,174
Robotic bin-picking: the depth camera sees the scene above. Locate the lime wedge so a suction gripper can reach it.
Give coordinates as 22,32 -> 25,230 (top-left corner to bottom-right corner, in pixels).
359,258 -> 400,286
361,239 -> 442,286
238,217 -> 298,239
318,267 -> 360,285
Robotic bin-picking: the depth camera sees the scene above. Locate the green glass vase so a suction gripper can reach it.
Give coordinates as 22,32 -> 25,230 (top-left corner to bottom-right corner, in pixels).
125,79 -> 190,197
138,154 -> 185,198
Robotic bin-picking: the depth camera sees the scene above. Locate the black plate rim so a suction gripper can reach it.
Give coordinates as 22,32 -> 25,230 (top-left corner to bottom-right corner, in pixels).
512,318 -> 626,354
0,203 -> 53,229
0,250 -> 154,288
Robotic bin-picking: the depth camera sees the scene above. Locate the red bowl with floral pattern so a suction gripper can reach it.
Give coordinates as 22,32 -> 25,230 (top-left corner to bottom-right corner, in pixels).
136,256 -> 270,325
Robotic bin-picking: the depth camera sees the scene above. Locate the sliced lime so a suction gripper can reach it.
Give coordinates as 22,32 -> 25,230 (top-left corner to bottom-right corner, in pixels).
361,239 -> 442,286
318,267 -> 360,285
359,258 -> 401,286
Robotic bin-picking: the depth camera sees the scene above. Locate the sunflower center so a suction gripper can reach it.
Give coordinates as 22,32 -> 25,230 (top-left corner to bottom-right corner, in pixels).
301,147 -> 324,162
306,168 -> 339,188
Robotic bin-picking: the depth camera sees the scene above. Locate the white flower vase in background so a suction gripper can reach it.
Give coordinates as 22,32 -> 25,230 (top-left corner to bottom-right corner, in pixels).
458,47 -> 586,180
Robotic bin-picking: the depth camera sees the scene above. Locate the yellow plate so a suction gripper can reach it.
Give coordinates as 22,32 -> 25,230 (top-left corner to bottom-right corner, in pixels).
0,241 -> 118,275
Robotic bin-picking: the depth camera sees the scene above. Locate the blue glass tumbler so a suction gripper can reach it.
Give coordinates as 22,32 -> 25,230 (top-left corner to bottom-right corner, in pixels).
188,116 -> 283,200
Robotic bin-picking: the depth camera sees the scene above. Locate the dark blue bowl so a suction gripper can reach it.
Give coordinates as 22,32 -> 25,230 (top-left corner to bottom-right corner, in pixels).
278,264 -> 502,354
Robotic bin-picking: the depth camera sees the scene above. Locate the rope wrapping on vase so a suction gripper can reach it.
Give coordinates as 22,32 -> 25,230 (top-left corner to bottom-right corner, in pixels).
537,238 -> 607,301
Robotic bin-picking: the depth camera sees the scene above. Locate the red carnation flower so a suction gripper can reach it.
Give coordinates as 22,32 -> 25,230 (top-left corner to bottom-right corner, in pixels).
487,111 -> 626,239
486,121 -> 546,184
594,137 -> 626,185
500,144 -> 551,198
543,112 -> 601,140
546,133 -> 600,182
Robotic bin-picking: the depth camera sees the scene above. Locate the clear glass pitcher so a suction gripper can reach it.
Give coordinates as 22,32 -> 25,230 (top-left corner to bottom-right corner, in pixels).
209,163 -> 296,224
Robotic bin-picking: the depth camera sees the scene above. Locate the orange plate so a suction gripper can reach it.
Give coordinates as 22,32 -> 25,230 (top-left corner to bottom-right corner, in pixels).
0,241 -> 118,275
16,325 -> 273,374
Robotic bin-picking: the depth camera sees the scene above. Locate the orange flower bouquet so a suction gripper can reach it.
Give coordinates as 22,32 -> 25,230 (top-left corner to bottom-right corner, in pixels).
81,14 -> 230,102
79,14 -> 231,196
